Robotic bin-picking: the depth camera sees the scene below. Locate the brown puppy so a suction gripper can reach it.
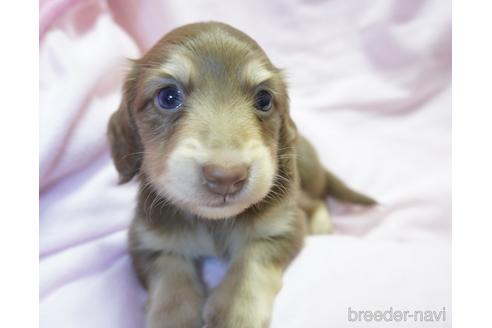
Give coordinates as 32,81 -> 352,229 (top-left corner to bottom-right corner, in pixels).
108,22 -> 375,328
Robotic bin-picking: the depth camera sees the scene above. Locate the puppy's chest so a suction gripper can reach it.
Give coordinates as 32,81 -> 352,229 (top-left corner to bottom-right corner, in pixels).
138,221 -> 242,259
136,204 -> 296,259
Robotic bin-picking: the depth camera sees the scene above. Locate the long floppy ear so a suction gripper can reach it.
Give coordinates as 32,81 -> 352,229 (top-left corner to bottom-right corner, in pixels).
275,71 -> 297,146
107,90 -> 142,184
280,111 -> 298,145
278,88 -> 298,146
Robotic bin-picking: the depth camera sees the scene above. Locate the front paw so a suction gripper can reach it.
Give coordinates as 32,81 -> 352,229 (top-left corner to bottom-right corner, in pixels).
146,290 -> 203,328
203,292 -> 271,328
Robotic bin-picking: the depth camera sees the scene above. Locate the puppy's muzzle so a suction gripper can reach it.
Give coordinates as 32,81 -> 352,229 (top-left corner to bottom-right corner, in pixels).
202,164 -> 249,197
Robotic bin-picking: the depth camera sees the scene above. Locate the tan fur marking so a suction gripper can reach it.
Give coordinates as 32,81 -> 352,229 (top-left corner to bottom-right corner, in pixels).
243,59 -> 274,86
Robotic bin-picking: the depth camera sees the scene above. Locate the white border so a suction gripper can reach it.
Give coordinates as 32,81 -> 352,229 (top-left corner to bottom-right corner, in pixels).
1,1 -> 491,327
453,0 -> 492,326
0,1 -> 39,328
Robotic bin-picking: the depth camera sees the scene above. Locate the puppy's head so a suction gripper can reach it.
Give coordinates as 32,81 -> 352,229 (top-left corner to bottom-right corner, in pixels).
108,22 -> 297,219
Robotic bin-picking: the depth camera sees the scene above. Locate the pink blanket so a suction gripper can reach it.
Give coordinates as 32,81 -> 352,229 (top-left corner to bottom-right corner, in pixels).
40,0 -> 451,327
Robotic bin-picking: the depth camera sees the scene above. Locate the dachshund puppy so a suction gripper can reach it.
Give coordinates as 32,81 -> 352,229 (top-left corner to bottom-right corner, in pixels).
108,22 -> 375,328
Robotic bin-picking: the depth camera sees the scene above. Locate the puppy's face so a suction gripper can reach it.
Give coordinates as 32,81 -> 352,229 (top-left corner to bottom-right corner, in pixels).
108,23 -> 296,219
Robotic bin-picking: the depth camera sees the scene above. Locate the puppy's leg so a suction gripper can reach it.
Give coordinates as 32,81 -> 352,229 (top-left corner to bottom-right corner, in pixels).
308,200 -> 333,235
203,230 -> 303,328
203,245 -> 282,328
145,254 -> 204,328
297,192 -> 333,235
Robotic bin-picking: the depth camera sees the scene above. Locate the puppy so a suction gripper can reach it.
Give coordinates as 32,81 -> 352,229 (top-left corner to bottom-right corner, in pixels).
108,22 -> 375,328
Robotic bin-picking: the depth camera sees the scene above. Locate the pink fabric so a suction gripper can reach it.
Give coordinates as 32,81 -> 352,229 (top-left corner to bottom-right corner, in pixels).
40,0 -> 451,327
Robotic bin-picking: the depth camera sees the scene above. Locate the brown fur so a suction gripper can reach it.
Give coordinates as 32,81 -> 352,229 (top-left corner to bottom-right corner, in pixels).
108,22 -> 375,328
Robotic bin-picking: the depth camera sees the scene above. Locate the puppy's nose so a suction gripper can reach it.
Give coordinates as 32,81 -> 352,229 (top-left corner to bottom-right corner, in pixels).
202,164 -> 248,196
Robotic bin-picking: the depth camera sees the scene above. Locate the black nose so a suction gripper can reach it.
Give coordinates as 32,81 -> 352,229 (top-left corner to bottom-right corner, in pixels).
202,164 -> 249,196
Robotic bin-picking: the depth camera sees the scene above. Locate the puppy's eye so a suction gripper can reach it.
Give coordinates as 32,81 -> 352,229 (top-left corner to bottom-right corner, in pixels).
254,90 -> 273,112
155,86 -> 184,110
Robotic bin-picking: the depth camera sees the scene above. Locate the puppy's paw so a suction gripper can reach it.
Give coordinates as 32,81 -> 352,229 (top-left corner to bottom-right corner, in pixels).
146,290 -> 203,328
308,202 -> 333,235
148,309 -> 202,328
203,291 -> 271,328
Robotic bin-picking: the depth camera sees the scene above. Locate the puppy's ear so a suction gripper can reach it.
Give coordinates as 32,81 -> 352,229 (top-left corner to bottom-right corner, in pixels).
276,97 -> 299,187
278,91 -> 298,146
107,84 -> 142,184
276,73 -> 297,146
280,112 -> 298,146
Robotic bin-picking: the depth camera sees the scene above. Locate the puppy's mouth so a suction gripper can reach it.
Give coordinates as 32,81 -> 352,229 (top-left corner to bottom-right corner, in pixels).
155,163 -> 273,219
148,138 -> 276,219
191,187 -> 259,219
205,193 -> 244,208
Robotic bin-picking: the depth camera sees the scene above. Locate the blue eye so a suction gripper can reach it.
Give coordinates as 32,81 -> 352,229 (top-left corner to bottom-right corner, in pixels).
156,86 -> 183,110
255,90 -> 273,112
